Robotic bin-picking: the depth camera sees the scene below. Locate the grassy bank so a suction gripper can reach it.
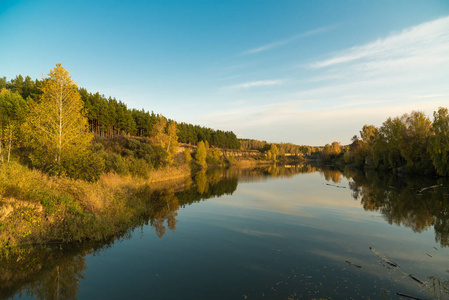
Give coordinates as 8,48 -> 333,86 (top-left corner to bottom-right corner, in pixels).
0,139 -> 283,256
0,162 -> 190,256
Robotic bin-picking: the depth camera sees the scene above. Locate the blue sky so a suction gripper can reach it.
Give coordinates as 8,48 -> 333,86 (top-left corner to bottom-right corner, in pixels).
1,0 -> 448,145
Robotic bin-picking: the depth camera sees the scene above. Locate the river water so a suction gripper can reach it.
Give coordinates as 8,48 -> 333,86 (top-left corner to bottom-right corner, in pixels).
3,165 -> 449,299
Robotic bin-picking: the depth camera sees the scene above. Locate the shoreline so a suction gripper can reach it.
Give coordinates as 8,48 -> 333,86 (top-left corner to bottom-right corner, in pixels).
0,157 -> 280,255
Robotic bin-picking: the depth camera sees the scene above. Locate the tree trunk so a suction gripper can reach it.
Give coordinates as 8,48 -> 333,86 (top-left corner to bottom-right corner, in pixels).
7,129 -> 11,163
58,82 -> 63,163
0,139 -> 3,163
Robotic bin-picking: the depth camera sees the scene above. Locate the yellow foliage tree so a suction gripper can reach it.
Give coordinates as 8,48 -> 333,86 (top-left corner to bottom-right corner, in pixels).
269,144 -> 278,161
195,141 -> 207,169
166,121 -> 179,164
26,64 -> 92,172
150,115 -> 179,165
150,114 -> 168,148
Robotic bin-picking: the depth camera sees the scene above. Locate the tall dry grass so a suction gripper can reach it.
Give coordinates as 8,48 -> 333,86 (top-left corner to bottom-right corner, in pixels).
0,161 -> 191,254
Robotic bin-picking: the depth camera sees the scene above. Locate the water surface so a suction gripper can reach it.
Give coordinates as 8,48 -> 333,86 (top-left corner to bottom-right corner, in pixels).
3,165 -> 449,299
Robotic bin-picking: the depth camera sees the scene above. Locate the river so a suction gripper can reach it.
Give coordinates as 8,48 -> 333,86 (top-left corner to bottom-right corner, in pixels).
2,165 -> 449,299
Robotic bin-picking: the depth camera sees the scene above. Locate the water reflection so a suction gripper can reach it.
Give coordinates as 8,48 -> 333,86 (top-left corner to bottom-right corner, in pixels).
0,245 -> 89,300
146,189 -> 179,238
0,165 -> 310,299
3,164 -> 449,299
341,167 -> 449,247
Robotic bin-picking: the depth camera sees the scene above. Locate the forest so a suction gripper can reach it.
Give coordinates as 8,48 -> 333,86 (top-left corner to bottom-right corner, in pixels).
0,74 -> 240,148
1,64 -> 448,183
0,65 -> 241,181
321,109 -> 449,177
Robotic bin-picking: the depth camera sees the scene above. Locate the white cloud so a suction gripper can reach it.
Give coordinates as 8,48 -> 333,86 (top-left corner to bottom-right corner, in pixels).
188,16 -> 449,145
224,79 -> 284,90
310,15 -> 449,69
244,25 -> 335,55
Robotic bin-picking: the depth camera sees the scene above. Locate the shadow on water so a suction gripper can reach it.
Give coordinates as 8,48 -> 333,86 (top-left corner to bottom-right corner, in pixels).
2,164 -> 449,299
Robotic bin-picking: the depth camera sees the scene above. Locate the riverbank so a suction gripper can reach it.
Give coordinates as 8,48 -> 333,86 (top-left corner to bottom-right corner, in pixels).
0,144 -> 291,255
0,162 -> 192,255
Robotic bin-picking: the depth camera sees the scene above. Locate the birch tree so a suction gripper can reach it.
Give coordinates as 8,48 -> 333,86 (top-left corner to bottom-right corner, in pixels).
150,114 -> 168,148
166,121 -> 179,164
26,64 -> 92,172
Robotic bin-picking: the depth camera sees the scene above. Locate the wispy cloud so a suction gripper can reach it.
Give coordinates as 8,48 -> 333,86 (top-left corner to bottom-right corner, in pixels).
224,79 -> 284,90
190,16 -> 449,146
310,16 -> 449,69
243,25 -> 335,55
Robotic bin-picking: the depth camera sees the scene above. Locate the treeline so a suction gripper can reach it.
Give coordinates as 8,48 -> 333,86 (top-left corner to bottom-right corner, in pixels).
1,75 -> 240,149
177,123 -> 239,149
0,66 -> 242,181
240,139 -> 320,157
322,108 -> 449,176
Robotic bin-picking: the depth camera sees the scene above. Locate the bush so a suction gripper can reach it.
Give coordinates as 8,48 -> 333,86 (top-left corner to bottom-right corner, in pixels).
61,149 -> 105,182
104,152 -> 129,175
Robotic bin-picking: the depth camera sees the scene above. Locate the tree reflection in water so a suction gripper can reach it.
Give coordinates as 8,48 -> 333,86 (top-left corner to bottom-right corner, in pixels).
320,166 -> 449,247
3,164 -> 449,299
0,245 -> 88,300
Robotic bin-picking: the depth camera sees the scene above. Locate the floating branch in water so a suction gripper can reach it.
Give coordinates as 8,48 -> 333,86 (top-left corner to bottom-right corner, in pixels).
345,260 -> 362,269
325,183 -> 346,188
369,247 -> 399,268
417,184 -> 442,193
396,292 -> 424,300
409,274 -> 424,285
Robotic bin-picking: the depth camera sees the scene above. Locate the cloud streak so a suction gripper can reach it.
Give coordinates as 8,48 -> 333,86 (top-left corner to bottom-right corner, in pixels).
190,16 -> 449,145
310,16 -> 449,69
224,79 -> 284,90
244,25 -> 335,55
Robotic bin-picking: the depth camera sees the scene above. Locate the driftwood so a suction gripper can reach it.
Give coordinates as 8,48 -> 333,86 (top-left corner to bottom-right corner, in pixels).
325,183 -> 346,188
396,292 -> 424,300
370,247 -> 430,290
369,247 -> 399,268
417,184 -> 442,193
408,274 -> 424,285
345,260 -> 362,269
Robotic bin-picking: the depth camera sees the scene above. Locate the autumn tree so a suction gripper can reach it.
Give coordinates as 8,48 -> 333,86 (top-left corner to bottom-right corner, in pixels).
184,148 -> 192,163
166,121 -> 179,164
269,144 -> 278,161
150,114 -> 168,147
195,141 -> 207,169
428,107 -> 449,176
378,117 -> 406,169
0,89 -> 28,162
25,64 -> 101,179
398,111 -> 432,171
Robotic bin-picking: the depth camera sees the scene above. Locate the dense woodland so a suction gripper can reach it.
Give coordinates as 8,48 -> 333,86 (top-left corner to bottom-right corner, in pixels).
0,74 -> 240,149
322,109 -> 449,176
0,68 -> 243,181
1,67 -> 448,181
